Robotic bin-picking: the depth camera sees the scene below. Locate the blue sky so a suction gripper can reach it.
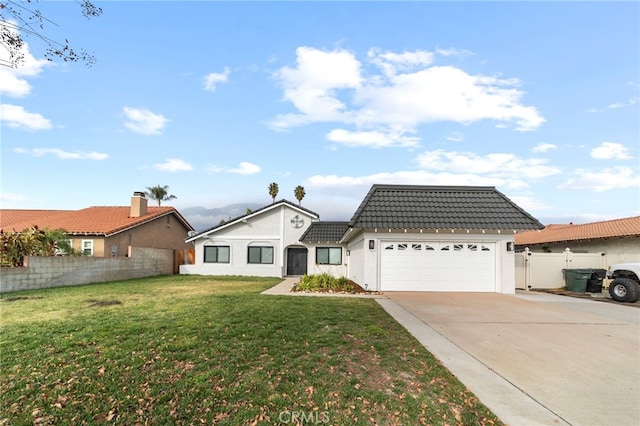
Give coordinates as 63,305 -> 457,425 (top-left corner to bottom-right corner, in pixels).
2,1 -> 639,228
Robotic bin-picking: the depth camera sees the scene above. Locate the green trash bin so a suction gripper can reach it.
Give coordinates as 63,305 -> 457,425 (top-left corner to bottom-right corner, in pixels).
562,269 -> 593,293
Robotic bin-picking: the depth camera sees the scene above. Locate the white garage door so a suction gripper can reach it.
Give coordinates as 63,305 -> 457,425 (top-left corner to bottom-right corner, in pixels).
380,241 -> 496,292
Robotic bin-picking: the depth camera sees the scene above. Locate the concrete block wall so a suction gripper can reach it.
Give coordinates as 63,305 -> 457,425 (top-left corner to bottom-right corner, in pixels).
0,247 -> 174,293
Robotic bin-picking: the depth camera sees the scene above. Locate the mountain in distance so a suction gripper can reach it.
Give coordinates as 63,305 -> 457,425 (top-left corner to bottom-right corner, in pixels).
180,203 -> 263,232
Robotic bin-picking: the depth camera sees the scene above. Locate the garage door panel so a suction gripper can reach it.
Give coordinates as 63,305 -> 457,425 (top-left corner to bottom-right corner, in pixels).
380,241 -> 496,292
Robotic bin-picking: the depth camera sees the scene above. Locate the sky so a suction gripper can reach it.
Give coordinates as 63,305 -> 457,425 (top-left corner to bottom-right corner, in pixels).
1,1 -> 639,230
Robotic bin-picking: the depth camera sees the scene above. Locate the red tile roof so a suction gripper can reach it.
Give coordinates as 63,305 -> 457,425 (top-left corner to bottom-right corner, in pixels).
515,216 -> 640,245
1,206 -> 194,236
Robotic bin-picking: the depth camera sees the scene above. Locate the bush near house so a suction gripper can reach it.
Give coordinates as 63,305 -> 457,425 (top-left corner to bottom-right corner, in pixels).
0,227 -> 79,267
295,273 -> 366,293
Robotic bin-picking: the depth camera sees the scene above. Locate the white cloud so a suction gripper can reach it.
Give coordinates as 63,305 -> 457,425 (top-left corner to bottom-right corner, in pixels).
207,162 -> 261,175
415,149 -> 561,180
270,46 -> 362,129
606,97 -> 639,110
446,132 -> 464,142
14,147 -> 108,160
0,24 -> 51,98
587,93 -> 639,113
0,192 -> 27,203
0,104 -> 52,130
204,67 -> 230,92
435,47 -> 474,58
270,46 -> 545,143
123,107 -> 169,135
153,158 -> 193,172
326,128 -> 419,148
368,48 -> 435,77
507,195 -> 551,211
308,170 -> 519,192
559,167 -> 640,192
229,162 -> 261,175
590,142 -> 632,160
532,143 -> 557,153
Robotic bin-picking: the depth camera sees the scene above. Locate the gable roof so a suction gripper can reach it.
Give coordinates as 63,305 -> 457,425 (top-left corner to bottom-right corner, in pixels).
1,206 -> 194,236
347,184 -> 544,231
515,216 -> 640,246
299,222 -> 349,243
186,199 -> 319,242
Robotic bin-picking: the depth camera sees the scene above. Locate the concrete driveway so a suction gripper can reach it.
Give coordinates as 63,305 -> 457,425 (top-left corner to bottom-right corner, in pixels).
379,291 -> 640,426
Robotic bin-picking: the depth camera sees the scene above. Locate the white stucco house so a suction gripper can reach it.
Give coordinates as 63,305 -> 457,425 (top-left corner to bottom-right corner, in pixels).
180,184 -> 544,294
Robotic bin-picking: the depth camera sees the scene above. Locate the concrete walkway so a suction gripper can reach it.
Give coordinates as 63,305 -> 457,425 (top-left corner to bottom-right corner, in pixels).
262,280 -> 640,426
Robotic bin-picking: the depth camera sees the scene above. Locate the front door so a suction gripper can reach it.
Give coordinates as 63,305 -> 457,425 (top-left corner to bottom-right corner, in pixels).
287,248 -> 308,276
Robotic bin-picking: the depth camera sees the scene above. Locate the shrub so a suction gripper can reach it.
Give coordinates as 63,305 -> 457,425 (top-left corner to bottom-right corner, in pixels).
296,274 -> 363,293
0,226 -> 80,267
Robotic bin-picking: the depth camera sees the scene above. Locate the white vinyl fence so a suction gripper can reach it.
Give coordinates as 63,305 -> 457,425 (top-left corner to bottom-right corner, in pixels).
516,248 -> 607,290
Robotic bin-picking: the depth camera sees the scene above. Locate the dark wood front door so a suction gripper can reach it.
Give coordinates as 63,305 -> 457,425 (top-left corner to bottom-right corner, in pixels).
286,248 -> 308,276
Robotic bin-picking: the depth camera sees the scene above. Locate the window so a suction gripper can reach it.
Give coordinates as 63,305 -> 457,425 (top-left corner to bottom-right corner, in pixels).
412,243 -> 422,251
316,247 -> 342,265
82,240 -> 93,256
248,246 -> 273,264
204,246 -> 230,263
398,243 -> 407,251
384,244 -> 394,250
55,239 -> 73,255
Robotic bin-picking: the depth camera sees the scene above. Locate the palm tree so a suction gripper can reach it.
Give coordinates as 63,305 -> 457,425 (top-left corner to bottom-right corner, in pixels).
268,182 -> 279,203
294,185 -> 305,205
145,185 -> 177,206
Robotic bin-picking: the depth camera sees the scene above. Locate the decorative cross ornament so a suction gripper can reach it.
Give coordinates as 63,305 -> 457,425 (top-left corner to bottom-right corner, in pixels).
291,215 -> 304,228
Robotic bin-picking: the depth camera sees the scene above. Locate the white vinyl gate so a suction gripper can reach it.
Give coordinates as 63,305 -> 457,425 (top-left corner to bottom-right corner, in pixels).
515,248 -> 607,289
380,241 -> 496,291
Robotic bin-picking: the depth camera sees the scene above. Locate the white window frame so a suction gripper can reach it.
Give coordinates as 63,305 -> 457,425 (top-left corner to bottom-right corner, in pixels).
82,239 -> 94,256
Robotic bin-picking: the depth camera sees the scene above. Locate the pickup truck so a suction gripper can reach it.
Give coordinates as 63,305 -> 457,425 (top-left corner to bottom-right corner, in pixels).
607,263 -> 640,303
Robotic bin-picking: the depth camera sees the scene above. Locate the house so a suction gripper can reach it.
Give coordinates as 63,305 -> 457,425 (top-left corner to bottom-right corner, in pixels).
181,200 -> 320,277
515,216 -> 640,265
0,192 -> 194,257
182,184 -> 544,294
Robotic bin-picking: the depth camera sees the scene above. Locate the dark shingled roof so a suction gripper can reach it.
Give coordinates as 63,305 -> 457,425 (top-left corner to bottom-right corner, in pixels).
348,185 -> 544,231
300,222 -> 349,243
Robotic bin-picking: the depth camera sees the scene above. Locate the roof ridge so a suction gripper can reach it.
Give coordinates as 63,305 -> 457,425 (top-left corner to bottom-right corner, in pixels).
370,184 -> 496,191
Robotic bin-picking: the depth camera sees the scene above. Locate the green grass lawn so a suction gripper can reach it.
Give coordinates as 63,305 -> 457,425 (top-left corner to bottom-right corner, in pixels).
0,275 -> 502,425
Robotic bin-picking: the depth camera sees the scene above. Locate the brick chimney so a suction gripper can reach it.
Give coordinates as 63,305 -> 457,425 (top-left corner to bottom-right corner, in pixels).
130,191 -> 148,217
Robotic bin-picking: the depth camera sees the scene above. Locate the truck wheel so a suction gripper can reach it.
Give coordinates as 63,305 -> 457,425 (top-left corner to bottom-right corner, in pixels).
608,278 -> 640,303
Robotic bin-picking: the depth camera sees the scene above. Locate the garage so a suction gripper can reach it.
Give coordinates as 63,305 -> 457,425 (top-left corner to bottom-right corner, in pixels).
380,241 -> 496,292
339,184 -> 544,294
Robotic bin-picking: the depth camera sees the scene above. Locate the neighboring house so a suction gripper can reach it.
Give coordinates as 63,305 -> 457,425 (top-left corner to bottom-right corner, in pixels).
515,216 -> 640,265
182,184 -> 544,294
1,192 -> 194,257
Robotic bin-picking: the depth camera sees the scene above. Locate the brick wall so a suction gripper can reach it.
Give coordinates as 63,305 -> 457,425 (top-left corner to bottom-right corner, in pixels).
0,247 -> 174,294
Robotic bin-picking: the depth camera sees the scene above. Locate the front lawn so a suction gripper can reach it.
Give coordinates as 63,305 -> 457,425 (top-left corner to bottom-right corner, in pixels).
0,275 -> 501,425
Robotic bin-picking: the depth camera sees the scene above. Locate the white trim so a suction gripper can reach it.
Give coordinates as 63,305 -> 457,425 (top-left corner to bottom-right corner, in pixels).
81,239 -> 94,256
186,200 -> 319,242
